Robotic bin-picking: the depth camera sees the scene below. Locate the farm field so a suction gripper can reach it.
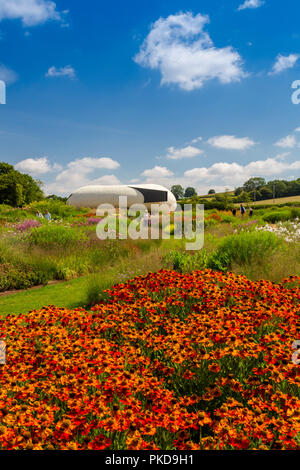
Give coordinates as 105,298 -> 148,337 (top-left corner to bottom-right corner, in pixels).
251,195 -> 300,206
0,200 -> 299,450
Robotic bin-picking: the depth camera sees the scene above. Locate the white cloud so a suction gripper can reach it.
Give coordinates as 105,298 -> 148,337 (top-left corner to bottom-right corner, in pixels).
141,165 -> 174,178
184,156 -> 300,187
295,127 -> 300,132
44,157 -> 121,195
165,145 -> 204,160
45,174 -> 121,196
270,54 -> 300,75
238,0 -> 265,11
207,135 -> 256,150
274,135 -> 297,148
89,174 -> 121,186
190,136 -> 203,144
15,156 -> 61,176
137,153 -> 300,195
0,64 -> 18,84
46,65 -> 76,79
0,0 -> 63,27
134,12 -> 246,91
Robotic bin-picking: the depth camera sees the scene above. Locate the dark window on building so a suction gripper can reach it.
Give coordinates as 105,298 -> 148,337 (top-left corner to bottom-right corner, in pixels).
130,187 -> 168,203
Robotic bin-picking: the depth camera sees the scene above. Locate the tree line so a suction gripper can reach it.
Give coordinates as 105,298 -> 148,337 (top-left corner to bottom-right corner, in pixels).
171,176 -> 300,203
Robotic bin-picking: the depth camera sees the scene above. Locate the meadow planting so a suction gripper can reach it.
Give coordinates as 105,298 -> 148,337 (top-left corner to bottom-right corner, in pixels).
0,201 -> 299,451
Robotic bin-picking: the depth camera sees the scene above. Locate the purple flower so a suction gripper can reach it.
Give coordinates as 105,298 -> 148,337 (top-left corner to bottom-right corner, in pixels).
85,217 -> 102,225
15,219 -> 41,232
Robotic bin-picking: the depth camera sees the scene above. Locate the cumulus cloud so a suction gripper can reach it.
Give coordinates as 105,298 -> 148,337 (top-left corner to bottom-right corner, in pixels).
184,156 -> 300,187
269,54 -> 300,75
0,64 -> 18,84
15,157 -> 61,176
274,135 -> 297,148
46,65 -> 76,79
141,166 -> 174,179
0,0 -> 64,27
44,157 -> 121,196
134,12 -> 246,91
165,145 -> 204,160
207,135 -> 256,150
238,0 -> 265,11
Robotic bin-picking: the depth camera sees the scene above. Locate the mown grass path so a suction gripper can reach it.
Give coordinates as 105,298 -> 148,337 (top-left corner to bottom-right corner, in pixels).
0,276 -> 90,316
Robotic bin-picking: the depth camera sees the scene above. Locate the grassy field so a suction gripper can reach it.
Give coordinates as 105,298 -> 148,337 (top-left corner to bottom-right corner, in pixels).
251,194 -> 300,205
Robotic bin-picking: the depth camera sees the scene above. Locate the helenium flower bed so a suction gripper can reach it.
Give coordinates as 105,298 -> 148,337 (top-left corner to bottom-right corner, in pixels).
0,269 -> 299,450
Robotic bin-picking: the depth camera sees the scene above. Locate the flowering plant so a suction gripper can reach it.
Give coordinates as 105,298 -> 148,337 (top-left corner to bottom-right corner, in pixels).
0,269 -> 299,450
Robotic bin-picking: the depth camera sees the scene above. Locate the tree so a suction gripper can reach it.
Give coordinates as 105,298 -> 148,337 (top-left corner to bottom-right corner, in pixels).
235,191 -> 251,203
171,185 -> 184,200
243,177 -> 266,193
267,180 -> 287,198
0,162 -> 14,175
259,186 -> 273,200
208,189 -> 216,194
184,187 -> 197,198
234,187 -> 243,196
0,162 -> 44,206
46,194 -> 68,203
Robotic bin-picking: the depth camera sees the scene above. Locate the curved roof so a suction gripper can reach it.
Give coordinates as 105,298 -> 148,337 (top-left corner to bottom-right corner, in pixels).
67,184 -> 177,211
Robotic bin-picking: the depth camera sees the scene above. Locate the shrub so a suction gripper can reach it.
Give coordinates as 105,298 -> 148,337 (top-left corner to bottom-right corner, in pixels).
165,231 -> 282,274
0,261 -> 54,291
262,210 -> 292,223
207,231 -> 282,271
290,207 -> 300,219
29,224 -> 88,249
163,250 -> 209,273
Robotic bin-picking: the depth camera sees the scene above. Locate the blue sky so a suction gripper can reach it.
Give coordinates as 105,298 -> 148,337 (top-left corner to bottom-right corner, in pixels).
1,0 -> 300,195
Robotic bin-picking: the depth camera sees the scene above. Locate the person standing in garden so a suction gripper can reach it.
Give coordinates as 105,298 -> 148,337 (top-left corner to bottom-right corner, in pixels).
249,207 -> 253,217
240,204 -> 246,216
45,210 -> 51,221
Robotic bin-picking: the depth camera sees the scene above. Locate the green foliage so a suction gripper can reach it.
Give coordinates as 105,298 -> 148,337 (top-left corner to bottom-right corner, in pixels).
179,198 -> 234,211
290,207 -> 300,219
0,162 -> 44,206
84,274 -> 114,307
208,231 -> 281,271
26,200 -> 87,219
165,231 -> 282,274
29,224 -> 88,249
0,205 -> 29,222
262,210 -> 292,223
235,177 -> 300,202
171,185 -> 184,200
242,177 -> 266,193
184,187 -> 197,198
163,250 -> 209,273
0,262 -> 54,291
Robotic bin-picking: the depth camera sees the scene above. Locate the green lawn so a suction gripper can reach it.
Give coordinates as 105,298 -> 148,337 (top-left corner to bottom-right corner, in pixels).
0,243 -> 168,316
0,276 -> 91,317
